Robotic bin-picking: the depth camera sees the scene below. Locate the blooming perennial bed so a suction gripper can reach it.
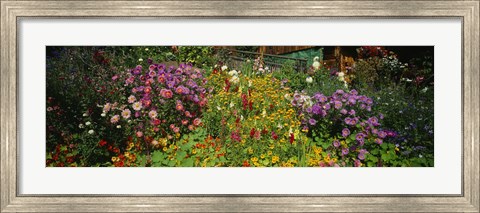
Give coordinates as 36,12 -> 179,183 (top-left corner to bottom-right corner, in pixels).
46,47 -> 433,167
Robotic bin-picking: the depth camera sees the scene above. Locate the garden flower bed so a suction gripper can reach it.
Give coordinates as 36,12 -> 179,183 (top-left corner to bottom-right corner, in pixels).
46,46 -> 434,167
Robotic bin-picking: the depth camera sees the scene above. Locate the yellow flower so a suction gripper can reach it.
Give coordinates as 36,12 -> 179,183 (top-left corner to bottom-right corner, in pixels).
260,154 -> 265,159
251,157 -> 258,162
248,147 -> 254,154
163,147 -> 168,152
272,156 -> 279,164
192,149 -> 197,154
111,157 -> 118,162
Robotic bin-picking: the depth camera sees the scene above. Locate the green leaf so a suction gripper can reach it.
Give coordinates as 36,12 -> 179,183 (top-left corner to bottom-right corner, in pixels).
381,154 -> 390,162
162,158 -> 170,165
181,158 -> 194,167
151,151 -> 164,163
181,143 -> 191,151
176,151 -> 187,161
167,160 -> 176,167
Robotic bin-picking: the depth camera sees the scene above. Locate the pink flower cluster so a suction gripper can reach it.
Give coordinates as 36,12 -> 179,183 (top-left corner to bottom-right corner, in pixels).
102,62 -> 208,138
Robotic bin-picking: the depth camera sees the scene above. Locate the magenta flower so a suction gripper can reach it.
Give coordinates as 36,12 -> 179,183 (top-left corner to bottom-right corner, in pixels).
175,85 -> 190,95
333,139 -> 340,148
175,102 -> 184,111
354,159 -> 362,167
193,118 -> 201,126
157,76 -> 166,84
342,128 -> 350,137
378,130 -> 387,138
160,89 -> 173,99
173,127 -> 180,133
148,70 -> 156,77
355,133 -> 365,143
341,148 -> 349,156
334,101 -> 342,109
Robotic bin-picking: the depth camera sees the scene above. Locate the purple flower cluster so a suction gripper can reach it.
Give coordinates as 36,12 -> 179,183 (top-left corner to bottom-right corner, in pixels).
292,89 -> 394,166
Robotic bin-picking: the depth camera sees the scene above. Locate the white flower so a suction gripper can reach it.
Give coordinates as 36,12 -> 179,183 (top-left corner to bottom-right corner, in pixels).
82,112 -> 89,117
101,113 -> 106,117
248,80 -> 252,87
79,124 -> 84,129
132,102 -> 142,111
127,95 -> 136,104
85,121 -> 91,126
230,75 -> 239,84
229,102 -> 235,108
116,125 -> 121,129
241,115 -> 244,120
306,76 -> 313,83
145,48 -> 149,51
88,130 -> 94,134
277,123 -> 283,129
262,109 -> 267,118
221,65 -> 228,71
228,70 -> 238,76
338,72 -> 345,77
103,103 -> 112,113
121,109 -> 131,119
217,106 -> 222,111
148,110 -> 158,118
421,87 -> 428,93
138,58 -> 143,62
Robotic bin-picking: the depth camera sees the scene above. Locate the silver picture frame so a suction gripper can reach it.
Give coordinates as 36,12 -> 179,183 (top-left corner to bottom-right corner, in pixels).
1,0 -> 479,212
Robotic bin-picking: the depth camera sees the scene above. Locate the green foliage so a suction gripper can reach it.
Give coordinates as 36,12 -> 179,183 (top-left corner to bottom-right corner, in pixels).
176,46 -> 215,68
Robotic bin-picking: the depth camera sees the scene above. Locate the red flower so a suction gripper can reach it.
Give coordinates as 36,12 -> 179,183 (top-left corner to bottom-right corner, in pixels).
98,139 -> 107,147
250,128 -> 256,138
113,147 -> 120,154
290,133 -> 295,144
242,160 -> 250,167
261,128 -> 268,135
271,131 -> 278,140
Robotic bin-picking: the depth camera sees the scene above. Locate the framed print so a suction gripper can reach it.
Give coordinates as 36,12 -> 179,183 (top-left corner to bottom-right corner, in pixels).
1,0 -> 479,212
